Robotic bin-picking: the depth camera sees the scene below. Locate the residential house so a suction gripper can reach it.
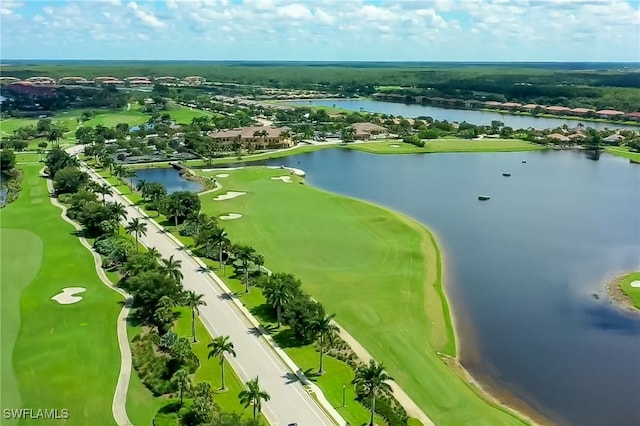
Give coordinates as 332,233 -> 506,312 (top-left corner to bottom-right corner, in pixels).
25,76 -> 56,86
101,80 -> 125,86
547,133 -> 570,143
522,104 -> 540,112
207,126 -> 293,148
626,112 -> 640,122
183,76 -> 206,86
483,101 -> 503,108
568,133 -> 586,142
129,79 -> 153,87
350,122 -> 388,140
545,106 -> 571,115
569,108 -> 594,116
464,100 -> 484,108
603,134 -> 625,144
94,76 -> 120,83
595,110 -> 625,119
501,102 -> 522,110
0,77 -> 20,85
59,76 -> 91,85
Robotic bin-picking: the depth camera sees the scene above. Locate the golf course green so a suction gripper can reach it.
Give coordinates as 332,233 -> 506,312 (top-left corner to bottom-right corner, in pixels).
347,139 -> 543,154
195,167 -> 528,425
0,164 -> 122,425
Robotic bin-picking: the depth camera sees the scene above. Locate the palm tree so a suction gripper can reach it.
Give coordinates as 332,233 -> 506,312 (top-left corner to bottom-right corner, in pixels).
125,217 -> 147,251
210,228 -> 229,273
96,183 -> 112,206
161,254 -> 183,282
185,290 -> 207,342
147,246 -> 161,260
352,360 -> 392,426
101,155 -> 115,175
47,126 -> 64,147
171,368 -> 190,405
314,313 -> 339,374
262,276 -> 293,327
123,169 -> 136,193
108,202 -> 128,223
113,164 -> 125,180
207,336 -> 237,391
238,376 -> 270,419
232,245 -> 257,293
136,179 -> 148,195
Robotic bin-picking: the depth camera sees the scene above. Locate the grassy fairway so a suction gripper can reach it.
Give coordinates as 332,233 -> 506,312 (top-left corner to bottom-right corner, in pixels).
194,167 -> 527,425
167,104 -> 219,124
0,164 -> 122,425
347,139 -> 543,154
83,110 -> 148,128
605,146 -> 640,162
619,272 -> 640,309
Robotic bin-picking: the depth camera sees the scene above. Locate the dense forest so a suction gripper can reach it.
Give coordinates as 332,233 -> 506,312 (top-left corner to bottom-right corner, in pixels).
2,61 -> 639,111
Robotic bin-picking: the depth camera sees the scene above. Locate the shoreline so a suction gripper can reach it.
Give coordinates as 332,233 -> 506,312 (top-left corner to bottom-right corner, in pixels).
604,273 -> 640,314
293,175 -> 543,425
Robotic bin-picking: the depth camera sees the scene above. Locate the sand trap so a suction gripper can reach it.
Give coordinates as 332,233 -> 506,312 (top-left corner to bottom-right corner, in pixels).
214,191 -> 246,201
51,287 -> 86,305
219,213 -> 243,220
215,173 -> 229,178
203,167 -> 244,172
267,166 -> 281,169
267,166 -> 306,176
271,176 -> 292,183
389,144 -> 401,148
630,280 -> 640,288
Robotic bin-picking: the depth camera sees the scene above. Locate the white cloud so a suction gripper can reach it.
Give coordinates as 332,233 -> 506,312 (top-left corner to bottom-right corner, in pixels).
127,2 -> 166,28
277,4 -> 313,20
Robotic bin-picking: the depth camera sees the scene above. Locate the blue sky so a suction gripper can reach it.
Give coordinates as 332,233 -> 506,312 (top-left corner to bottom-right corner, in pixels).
1,0 -> 639,61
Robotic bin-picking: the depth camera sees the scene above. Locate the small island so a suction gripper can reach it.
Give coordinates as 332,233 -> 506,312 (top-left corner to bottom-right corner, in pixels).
606,272 -> 640,312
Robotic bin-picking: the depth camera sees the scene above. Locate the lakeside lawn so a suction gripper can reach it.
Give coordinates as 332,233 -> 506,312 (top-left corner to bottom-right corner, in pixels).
192,166 -> 527,425
619,272 -> 640,309
167,104 -> 220,124
605,146 -> 640,162
0,164 -> 122,425
347,138 -> 543,154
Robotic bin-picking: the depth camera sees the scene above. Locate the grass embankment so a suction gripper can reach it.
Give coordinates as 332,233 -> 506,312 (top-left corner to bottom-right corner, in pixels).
190,167 -> 528,425
605,146 -> 640,162
618,272 -> 640,309
0,164 -> 122,425
347,139 -> 543,154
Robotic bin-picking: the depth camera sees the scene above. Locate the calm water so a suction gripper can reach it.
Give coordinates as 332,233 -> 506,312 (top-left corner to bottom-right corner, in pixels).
289,99 -> 638,131
253,149 -> 640,426
132,168 -> 203,194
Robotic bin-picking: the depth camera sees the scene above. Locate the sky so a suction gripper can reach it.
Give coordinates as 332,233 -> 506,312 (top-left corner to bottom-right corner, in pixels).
1,0 -> 639,62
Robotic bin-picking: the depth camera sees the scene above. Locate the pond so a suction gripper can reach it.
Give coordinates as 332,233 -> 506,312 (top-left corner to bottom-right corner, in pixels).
287,99 -> 638,131
132,167 -> 203,194
252,149 -> 640,426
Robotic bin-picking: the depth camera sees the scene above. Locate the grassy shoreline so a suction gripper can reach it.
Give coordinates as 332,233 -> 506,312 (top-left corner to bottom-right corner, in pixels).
606,272 -> 640,312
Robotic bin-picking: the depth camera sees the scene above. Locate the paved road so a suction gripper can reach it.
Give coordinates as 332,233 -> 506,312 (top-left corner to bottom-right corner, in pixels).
75,158 -> 336,426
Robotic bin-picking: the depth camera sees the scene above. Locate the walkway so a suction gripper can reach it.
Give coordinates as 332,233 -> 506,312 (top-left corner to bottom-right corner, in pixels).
42,169 -> 133,426
70,153 -> 341,426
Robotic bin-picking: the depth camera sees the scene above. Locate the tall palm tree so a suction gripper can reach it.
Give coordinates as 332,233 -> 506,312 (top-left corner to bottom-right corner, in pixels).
47,126 -> 64,147
208,336 -> 237,391
123,169 -> 136,193
262,276 -> 293,327
185,290 -> 207,342
352,360 -> 393,426
209,228 -> 229,273
125,217 -> 147,251
136,179 -> 148,196
108,201 -> 128,223
171,368 -> 190,405
232,245 -> 256,293
96,183 -> 112,206
147,246 -> 161,260
161,254 -> 183,282
238,376 -> 270,419
314,313 -> 339,374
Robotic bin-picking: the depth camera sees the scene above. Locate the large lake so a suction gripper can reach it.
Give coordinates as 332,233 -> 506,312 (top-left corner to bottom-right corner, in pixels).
288,99 -> 638,131
249,149 -> 639,426
133,167 -> 203,193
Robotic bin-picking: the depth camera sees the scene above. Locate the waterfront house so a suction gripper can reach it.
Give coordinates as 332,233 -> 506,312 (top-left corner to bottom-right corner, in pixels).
483,101 -> 503,108
207,126 -> 293,148
547,133 -> 570,143
627,112 -> 640,122
25,76 -> 56,86
603,134 -> 625,144
595,110 -> 625,119
569,108 -> 594,116
58,76 -> 91,85
501,102 -> 522,110
0,76 -> 20,85
545,106 -> 571,115
522,104 -> 539,112
350,122 -> 388,140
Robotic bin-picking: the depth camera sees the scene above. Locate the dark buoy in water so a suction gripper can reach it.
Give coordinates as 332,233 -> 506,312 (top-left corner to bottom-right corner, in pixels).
502,173 -> 511,177
478,195 -> 491,201
522,160 -> 527,163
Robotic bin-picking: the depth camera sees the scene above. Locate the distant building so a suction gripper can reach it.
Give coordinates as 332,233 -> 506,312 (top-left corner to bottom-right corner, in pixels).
59,76 -> 91,85
521,104 -> 540,112
129,79 -> 153,87
547,133 -> 570,143
626,112 -> 640,122
483,101 -> 503,108
501,102 -> 522,110
569,108 -> 594,116
350,122 -> 388,140
545,106 -> 571,114
207,126 -> 293,148
603,134 -> 625,143
0,77 -> 20,85
596,109 -> 625,119
183,76 -> 206,86
25,76 -> 56,86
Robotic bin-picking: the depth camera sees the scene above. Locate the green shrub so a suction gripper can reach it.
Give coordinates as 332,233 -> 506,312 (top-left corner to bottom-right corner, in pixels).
152,412 -> 179,426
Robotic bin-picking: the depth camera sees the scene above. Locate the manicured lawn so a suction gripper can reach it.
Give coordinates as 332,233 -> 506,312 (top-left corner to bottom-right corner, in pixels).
192,167 -> 527,425
167,105 -> 218,124
348,138 -> 543,154
84,110 -> 148,128
15,152 -> 43,163
619,272 -> 640,309
605,146 -> 640,162
0,164 -> 123,425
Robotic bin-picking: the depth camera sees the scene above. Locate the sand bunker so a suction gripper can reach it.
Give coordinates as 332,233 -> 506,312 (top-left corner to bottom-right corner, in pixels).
214,191 -> 246,201
51,287 -> 86,305
389,144 -> 401,148
267,166 -> 306,176
630,280 -> 640,288
215,173 -> 229,178
219,213 -> 243,220
203,167 -> 244,172
271,176 -> 292,183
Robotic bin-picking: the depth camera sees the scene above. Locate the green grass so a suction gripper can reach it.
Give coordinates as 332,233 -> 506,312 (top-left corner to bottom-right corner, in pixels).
605,146 -> 640,162
83,110 -> 148,128
15,152 -> 43,163
619,272 -> 640,309
191,167 -> 527,425
347,139 -> 543,154
167,104 -> 219,124
0,164 -> 123,425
